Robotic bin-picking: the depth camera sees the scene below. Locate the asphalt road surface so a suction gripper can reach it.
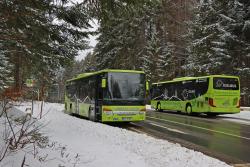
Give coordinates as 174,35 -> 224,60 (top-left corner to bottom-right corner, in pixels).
130,110 -> 250,165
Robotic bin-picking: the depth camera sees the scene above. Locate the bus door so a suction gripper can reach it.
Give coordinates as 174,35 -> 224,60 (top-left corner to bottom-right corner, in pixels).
76,97 -> 80,114
95,75 -> 105,120
75,81 -> 80,115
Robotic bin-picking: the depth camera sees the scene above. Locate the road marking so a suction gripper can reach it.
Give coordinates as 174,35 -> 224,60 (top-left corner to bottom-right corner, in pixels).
129,127 -> 144,134
147,116 -> 250,141
149,122 -> 188,135
128,126 -> 155,138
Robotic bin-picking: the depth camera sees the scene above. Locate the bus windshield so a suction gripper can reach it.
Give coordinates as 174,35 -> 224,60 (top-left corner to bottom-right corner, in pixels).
104,72 -> 145,101
213,77 -> 239,90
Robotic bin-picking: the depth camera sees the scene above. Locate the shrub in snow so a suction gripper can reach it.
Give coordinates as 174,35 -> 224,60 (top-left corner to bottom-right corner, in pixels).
0,100 -> 48,165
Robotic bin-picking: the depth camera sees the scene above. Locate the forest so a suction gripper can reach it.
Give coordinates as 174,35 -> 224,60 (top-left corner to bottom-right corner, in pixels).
0,0 -> 250,105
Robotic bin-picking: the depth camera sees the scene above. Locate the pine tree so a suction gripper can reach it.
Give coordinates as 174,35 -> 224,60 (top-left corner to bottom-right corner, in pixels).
185,0 -> 230,75
0,0 -> 91,91
82,52 -> 97,72
92,0 -> 159,71
184,0 -> 250,105
90,0 -> 192,82
0,53 -> 13,92
156,42 -> 173,80
185,0 -> 250,77
223,0 -> 250,76
140,24 -> 159,81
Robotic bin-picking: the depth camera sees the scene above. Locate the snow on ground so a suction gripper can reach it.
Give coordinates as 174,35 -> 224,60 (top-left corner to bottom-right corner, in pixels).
221,109 -> 250,125
0,102 -> 231,167
224,109 -> 250,120
241,107 -> 250,112
146,104 -> 154,111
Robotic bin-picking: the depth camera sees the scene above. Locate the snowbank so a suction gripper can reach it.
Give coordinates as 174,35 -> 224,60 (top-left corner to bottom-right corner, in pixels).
0,102 -> 231,167
222,110 -> 250,125
240,107 -> 250,112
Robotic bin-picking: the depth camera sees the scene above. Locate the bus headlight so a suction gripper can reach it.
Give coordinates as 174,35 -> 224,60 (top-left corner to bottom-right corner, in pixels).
103,107 -> 113,115
105,111 -> 113,115
139,108 -> 146,114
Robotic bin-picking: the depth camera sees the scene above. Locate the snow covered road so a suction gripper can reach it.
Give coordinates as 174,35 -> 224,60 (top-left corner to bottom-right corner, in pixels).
1,102 -> 231,167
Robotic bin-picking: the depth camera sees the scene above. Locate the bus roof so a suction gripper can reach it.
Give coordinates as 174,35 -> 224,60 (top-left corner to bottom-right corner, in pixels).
173,77 -> 196,81
153,75 -> 239,85
66,69 -> 145,82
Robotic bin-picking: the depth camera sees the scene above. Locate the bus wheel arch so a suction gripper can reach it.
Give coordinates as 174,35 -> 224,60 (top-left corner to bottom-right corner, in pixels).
65,103 -> 67,111
88,106 -> 96,122
186,103 -> 192,115
156,102 -> 162,112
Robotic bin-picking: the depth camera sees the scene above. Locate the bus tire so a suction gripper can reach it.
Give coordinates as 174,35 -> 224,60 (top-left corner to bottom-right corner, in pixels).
89,107 -> 96,122
156,103 -> 163,112
186,104 -> 192,115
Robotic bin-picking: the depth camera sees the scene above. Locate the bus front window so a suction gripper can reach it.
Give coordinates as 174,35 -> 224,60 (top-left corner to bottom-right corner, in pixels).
104,73 -> 145,102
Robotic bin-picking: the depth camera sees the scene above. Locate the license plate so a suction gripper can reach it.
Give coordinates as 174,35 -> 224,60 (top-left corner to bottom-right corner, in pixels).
122,117 -> 132,121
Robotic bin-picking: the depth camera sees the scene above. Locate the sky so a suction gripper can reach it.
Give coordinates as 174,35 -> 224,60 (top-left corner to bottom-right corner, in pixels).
75,19 -> 99,61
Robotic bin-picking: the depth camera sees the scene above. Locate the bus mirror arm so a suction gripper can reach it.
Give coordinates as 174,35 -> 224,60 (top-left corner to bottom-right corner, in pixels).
146,81 -> 149,91
101,78 -> 107,88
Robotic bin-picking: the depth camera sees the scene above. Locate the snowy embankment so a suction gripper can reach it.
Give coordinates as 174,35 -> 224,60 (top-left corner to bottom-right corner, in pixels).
222,107 -> 250,125
240,107 -> 250,112
0,102 -> 231,167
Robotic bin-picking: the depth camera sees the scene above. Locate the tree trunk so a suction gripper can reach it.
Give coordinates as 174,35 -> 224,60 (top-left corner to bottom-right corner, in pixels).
14,55 -> 22,89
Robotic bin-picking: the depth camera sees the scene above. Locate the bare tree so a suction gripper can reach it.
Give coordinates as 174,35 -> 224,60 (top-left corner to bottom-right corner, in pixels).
0,98 -> 48,165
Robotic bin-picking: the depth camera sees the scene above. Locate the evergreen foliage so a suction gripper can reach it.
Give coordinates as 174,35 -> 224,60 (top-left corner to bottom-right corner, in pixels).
90,0 -> 177,81
183,0 -> 250,105
185,0 -> 229,75
82,52 -> 97,72
0,53 -> 13,92
0,0 -> 90,90
156,42 -> 173,79
1,0 -> 249,104
93,1 -> 158,71
186,0 -> 250,77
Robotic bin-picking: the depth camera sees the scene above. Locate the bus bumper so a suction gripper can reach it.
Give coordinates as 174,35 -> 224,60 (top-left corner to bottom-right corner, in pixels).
101,106 -> 146,122
209,107 -> 240,114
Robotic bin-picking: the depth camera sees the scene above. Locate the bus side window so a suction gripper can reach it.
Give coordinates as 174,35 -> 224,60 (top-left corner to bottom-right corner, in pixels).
168,84 -> 175,101
195,78 -> 209,98
157,86 -> 162,100
177,82 -> 184,101
79,80 -> 85,100
68,82 -> 76,99
66,85 -> 69,96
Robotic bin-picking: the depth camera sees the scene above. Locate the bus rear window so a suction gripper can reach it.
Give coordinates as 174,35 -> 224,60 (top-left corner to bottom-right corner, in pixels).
213,77 -> 239,90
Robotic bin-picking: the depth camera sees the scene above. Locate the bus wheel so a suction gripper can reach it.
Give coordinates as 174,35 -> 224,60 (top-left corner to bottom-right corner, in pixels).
156,103 -> 163,112
89,107 -> 96,122
186,104 -> 192,115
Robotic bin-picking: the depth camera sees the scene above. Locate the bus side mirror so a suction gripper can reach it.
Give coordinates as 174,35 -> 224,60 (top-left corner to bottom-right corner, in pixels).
146,81 -> 149,91
102,78 -> 107,88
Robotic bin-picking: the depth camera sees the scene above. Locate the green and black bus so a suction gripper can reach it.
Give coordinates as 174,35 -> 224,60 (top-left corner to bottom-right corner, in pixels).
151,75 -> 240,116
65,69 -> 148,122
